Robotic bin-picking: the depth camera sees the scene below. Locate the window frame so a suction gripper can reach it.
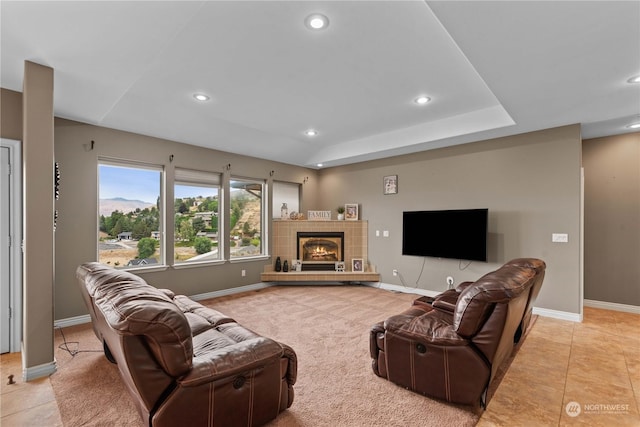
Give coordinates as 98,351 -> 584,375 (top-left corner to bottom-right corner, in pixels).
97,159 -> 165,271
173,168 -> 222,266
229,176 -> 267,260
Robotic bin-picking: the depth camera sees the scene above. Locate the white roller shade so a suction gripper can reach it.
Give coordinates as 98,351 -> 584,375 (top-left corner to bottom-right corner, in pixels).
175,168 -> 221,186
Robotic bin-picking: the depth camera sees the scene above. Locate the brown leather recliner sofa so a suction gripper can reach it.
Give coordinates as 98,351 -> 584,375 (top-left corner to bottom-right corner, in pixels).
77,262 -> 297,427
370,258 -> 545,407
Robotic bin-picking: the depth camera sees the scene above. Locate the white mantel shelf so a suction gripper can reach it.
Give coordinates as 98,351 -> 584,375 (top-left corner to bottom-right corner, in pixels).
261,270 -> 380,283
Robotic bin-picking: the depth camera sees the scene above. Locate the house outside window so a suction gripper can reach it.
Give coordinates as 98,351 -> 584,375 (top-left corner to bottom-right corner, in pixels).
174,168 -> 221,264
230,177 -> 264,258
98,161 -> 163,268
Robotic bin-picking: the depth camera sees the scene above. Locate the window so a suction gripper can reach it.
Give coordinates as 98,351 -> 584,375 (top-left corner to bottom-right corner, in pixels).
174,168 -> 221,264
273,181 -> 301,220
230,177 -> 264,258
98,161 -> 163,268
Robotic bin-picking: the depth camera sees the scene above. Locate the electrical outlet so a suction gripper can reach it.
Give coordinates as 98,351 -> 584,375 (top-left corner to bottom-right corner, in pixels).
552,233 -> 568,243
241,269 -> 246,277
392,269 -> 398,276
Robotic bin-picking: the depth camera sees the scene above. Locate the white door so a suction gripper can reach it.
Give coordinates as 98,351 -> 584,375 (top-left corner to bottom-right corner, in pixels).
1,146 -> 10,353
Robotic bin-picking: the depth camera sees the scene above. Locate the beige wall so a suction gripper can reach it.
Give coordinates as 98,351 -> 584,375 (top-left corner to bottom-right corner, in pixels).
583,132 -> 640,306
54,119 -> 319,320
317,125 -> 583,314
1,88 -> 22,140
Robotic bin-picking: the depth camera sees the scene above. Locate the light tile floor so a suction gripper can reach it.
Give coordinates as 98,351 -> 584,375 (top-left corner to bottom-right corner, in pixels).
0,307 -> 638,426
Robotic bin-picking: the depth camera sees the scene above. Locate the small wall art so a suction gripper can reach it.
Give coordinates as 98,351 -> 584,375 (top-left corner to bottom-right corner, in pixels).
352,258 -> 364,272
383,175 -> 398,195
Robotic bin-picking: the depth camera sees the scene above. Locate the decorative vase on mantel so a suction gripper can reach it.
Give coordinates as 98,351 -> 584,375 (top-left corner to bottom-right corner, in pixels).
275,256 -> 282,272
336,206 -> 345,220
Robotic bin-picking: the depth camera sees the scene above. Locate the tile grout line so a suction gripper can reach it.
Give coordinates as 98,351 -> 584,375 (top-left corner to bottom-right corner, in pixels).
558,320 -> 576,425
616,316 -> 640,417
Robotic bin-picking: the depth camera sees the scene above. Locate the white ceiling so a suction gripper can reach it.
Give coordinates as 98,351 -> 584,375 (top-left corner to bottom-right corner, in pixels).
2,1 -> 639,168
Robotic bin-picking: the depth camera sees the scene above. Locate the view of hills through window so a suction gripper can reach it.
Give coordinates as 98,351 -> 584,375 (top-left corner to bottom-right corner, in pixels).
98,163 -> 162,267
98,164 -> 263,267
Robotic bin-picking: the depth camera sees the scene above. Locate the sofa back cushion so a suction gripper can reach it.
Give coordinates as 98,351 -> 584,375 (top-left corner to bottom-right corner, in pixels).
504,258 -> 546,314
454,264 -> 535,338
78,263 -> 193,377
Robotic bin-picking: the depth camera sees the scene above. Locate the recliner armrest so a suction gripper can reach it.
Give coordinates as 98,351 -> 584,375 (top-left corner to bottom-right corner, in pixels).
279,343 -> 298,386
432,299 -> 456,313
179,337 -> 286,387
455,281 -> 474,292
431,281 -> 475,313
383,308 -> 467,346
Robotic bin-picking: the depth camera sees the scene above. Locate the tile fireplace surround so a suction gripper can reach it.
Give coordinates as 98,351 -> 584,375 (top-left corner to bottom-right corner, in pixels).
261,220 -> 380,283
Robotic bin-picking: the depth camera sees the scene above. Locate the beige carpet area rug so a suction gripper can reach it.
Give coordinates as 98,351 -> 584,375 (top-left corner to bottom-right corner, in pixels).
52,285 -> 524,426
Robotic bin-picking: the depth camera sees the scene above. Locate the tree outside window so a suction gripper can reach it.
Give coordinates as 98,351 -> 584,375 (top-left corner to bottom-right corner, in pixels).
230,178 -> 264,258
98,162 -> 163,268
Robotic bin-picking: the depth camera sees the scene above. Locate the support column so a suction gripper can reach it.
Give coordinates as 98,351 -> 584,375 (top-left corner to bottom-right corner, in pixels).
22,61 -> 56,380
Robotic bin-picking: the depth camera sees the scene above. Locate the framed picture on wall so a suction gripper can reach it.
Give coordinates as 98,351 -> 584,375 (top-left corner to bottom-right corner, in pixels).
352,258 -> 364,272
383,175 -> 398,195
345,203 -> 358,220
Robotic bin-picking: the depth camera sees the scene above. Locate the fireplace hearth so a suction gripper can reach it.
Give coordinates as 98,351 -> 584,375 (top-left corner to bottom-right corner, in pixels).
297,232 -> 344,271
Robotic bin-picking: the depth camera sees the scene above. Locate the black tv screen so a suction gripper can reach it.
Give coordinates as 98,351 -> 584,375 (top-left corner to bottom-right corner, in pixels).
402,209 -> 488,262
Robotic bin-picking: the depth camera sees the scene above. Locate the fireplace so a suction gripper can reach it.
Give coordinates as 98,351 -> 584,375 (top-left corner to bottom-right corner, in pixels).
297,232 -> 344,271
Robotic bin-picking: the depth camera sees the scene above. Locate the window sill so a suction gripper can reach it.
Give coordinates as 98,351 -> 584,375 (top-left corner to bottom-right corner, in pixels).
172,260 -> 225,270
121,265 -> 169,274
229,255 -> 270,264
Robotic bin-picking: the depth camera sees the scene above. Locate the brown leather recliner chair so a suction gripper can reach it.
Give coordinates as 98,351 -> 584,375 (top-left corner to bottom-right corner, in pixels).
370,258 -> 545,407
77,262 -> 297,427
422,258 -> 546,343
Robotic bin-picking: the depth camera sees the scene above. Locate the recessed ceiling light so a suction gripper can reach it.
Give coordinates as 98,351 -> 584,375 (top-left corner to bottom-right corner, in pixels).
193,93 -> 210,101
414,96 -> 431,105
627,122 -> 640,129
627,75 -> 640,84
317,163 -> 323,168
305,14 -> 329,30
305,129 -> 318,137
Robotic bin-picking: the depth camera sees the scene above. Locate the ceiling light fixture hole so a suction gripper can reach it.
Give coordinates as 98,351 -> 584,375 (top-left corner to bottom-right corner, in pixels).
193,94 -> 210,101
305,14 -> 329,30
627,75 -> 640,84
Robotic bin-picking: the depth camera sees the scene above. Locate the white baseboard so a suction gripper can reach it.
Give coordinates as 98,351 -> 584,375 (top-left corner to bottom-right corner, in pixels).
371,284 -> 584,323
23,360 -> 57,381
533,307 -> 582,322
584,299 -> 640,314
190,282 -> 272,301
55,282 -> 598,330
363,282 -> 441,298
54,314 -> 91,328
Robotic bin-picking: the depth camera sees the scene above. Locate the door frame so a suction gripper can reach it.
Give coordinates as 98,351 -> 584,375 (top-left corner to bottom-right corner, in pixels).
1,138 -> 22,352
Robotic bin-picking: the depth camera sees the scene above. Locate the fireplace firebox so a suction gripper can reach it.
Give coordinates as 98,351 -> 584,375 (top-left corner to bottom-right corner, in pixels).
297,232 -> 344,271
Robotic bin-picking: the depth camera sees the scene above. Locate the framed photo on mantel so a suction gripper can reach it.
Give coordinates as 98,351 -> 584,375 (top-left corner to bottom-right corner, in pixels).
345,203 -> 358,220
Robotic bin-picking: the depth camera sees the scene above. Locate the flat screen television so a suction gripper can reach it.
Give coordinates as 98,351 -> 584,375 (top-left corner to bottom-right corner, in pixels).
402,208 -> 488,262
